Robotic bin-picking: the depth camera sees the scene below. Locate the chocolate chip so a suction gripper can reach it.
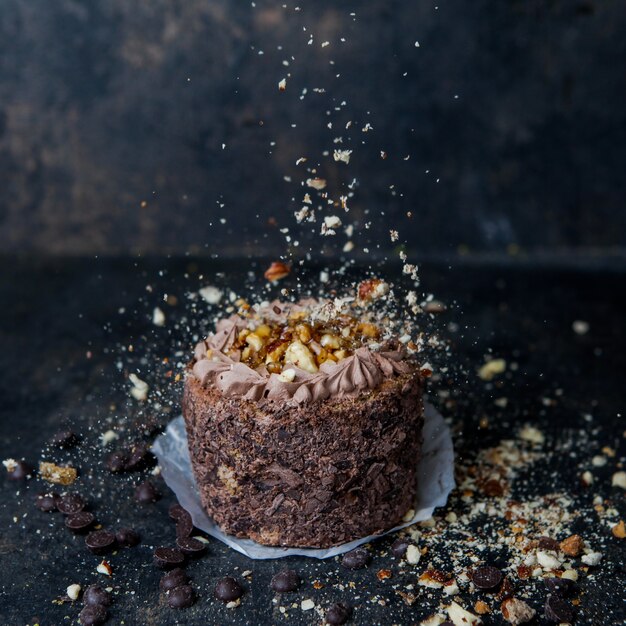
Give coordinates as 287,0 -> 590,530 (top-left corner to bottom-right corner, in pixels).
391,538 -> 412,559
105,451 -> 128,473
160,568 -> 190,592
270,569 -> 301,593
83,584 -> 112,607
176,536 -> 206,557
214,576 -> 243,602
545,595 -> 575,623
57,493 -> 86,515
471,565 -> 503,590
125,442 -> 155,471
134,481 -> 161,504
167,584 -> 195,609
50,430 -> 81,449
79,604 -> 107,626
545,577 -> 577,597
153,547 -> 185,570
168,503 -> 187,521
65,511 -> 95,533
85,529 -> 117,555
115,527 -> 140,548
273,305 -> 281,314
6,460 -> 34,481
325,602 -> 352,625
537,536 -> 560,551
35,492 -> 58,513
341,547 -> 371,570
175,514 -> 194,539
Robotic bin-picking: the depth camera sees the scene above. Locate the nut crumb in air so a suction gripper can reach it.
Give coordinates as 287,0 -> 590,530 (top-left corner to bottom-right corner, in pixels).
478,358 -> 506,381
264,261 -> 290,282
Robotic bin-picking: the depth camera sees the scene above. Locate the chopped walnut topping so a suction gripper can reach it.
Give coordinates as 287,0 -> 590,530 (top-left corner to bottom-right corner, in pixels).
39,461 -> 77,485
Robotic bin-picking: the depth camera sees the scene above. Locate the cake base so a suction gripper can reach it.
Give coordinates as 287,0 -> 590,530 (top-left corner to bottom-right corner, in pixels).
182,373 -> 424,548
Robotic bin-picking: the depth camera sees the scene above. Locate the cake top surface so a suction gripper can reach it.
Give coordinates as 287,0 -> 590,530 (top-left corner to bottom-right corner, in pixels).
191,298 -> 426,404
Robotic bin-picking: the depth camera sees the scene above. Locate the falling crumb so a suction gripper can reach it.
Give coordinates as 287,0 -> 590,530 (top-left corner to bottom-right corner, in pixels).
278,78 -> 287,91
306,178 -> 327,190
199,286 -> 223,305
100,430 -> 119,447
301,599 -> 315,611
321,215 -> 342,236
39,462 -> 77,486
518,425 -> 545,446
581,470 -> 594,486
129,373 -> 149,401
612,471 -> 626,489
478,358 -> 506,381
2,459 -> 17,473
390,229 -> 399,242
66,584 -> 81,601
152,307 -> 165,327
572,320 -> 589,335
333,149 -> 352,164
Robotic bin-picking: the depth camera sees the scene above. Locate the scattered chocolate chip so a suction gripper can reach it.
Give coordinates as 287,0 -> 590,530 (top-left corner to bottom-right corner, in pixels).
160,568 -> 190,592
341,547 -> 371,570
50,430 -> 81,449
85,529 -> 117,555
471,565 -> 503,590
391,538 -> 412,559
270,569 -> 301,593
176,536 -> 206,557
153,547 -> 185,570
545,577 -> 577,597
35,492 -> 58,513
57,493 -> 86,515
325,602 -> 352,625
168,503 -> 187,521
83,584 -> 112,607
104,451 -> 128,474
440,622 -> 454,626
79,604 -> 108,626
6,460 -> 34,480
537,536 -> 560,551
545,595 -> 575,623
167,584 -> 195,609
175,513 -> 194,539
134,481 -> 161,504
115,527 -> 140,548
214,576 -> 243,602
125,442 -> 155,471
65,511 -> 96,533
273,305 -> 282,314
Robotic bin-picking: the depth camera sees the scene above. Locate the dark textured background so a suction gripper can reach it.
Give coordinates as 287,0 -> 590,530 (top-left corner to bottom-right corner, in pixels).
0,0 -> 625,258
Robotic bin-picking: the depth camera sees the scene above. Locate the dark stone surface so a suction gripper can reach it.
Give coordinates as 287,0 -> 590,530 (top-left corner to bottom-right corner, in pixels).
0,1 -> 625,256
0,256 -> 625,624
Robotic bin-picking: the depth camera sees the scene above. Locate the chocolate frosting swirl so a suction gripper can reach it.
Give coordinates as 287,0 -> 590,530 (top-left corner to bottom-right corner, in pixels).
191,310 -> 413,404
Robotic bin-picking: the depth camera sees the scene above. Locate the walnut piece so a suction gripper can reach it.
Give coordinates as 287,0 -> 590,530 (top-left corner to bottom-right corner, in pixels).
39,461 -> 77,485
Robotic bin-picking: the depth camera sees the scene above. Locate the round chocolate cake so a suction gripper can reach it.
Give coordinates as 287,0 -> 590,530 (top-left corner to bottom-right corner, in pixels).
182,298 -> 425,548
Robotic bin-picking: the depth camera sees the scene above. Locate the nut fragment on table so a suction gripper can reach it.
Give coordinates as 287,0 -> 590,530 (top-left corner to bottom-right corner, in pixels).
39,461 -> 77,485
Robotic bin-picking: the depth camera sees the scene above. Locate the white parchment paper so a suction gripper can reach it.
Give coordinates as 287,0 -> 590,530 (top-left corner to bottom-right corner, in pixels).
152,402 -> 455,560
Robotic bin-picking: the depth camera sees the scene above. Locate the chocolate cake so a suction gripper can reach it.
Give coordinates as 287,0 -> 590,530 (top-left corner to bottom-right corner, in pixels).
182,298 -> 426,548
